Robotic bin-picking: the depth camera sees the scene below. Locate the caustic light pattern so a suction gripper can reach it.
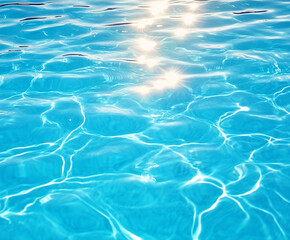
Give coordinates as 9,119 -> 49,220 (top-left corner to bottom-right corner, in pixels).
0,0 -> 290,240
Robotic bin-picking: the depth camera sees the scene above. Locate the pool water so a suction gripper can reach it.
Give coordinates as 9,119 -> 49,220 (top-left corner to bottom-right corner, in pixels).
0,0 -> 290,239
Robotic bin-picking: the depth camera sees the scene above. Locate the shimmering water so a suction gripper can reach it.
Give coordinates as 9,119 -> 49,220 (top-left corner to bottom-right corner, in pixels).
1,0 -> 290,239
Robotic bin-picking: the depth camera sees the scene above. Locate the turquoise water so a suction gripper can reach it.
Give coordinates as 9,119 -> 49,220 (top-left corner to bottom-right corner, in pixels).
1,0 -> 290,239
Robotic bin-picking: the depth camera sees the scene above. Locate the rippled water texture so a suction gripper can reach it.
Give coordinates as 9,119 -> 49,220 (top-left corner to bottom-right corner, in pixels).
1,0 -> 290,239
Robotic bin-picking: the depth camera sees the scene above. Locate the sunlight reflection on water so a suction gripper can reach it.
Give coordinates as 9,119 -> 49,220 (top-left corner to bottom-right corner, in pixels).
131,1 -> 200,96
1,0 -> 290,239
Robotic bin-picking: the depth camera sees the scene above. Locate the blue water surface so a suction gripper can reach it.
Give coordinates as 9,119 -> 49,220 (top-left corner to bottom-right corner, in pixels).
0,0 -> 290,239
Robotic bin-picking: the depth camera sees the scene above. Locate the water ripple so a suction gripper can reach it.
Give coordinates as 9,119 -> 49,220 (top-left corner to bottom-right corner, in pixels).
0,0 -> 290,239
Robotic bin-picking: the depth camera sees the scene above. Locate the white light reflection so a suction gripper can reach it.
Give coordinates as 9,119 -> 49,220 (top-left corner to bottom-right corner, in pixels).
135,18 -> 154,29
183,13 -> 195,25
131,70 -> 184,96
149,1 -> 168,16
128,1 -> 201,97
138,38 -> 157,52
174,28 -> 188,38
131,85 -> 151,96
137,55 -> 160,68
189,3 -> 198,11
163,70 -> 183,88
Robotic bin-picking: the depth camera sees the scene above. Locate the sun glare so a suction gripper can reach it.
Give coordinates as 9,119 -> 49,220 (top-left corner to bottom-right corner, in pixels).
149,1 -> 168,16
190,3 -> 198,11
183,13 -> 195,25
136,18 -> 154,29
137,55 -> 160,68
129,1 -> 196,96
138,38 -> 157,52
131,70 -> 184,96
174,28 -> 188,38
131,85 -> 151,96
163,70 -> 183,88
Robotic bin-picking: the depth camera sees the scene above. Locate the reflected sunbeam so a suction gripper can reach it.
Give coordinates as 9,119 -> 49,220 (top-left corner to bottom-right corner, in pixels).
1,0 -> 290,239
149,0 -> 169,16
135,18 -> 154,30
183,13 -> 196,26
131,70 -> 184,96
174,28 -> 189,38
137,38 -> 157,52
137,55 -> 160,68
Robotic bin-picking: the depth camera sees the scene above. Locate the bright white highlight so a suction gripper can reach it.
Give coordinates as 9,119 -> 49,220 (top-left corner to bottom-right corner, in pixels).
137,55 -> 160,68
149,1 -> 168,16
162,70 -> 183,89
183,13 -> 195,25
136,18 -> 154,29
174,28 -> 188,38
131,70 -> 184,96
190,3 -> 198,11
131,85 -> 151,96
138,38 -> 157,52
